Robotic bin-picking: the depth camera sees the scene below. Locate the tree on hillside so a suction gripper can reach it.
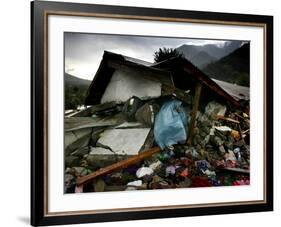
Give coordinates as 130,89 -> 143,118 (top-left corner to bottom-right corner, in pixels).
153,47 -> 183,63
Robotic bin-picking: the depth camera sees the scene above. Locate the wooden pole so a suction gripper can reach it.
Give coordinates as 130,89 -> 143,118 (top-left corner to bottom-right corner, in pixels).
187,82 -> 202,145
76,146 -> 161,186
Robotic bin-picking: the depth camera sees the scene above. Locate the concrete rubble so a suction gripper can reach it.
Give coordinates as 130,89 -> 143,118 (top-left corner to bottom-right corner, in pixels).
64,52 -> 250,193
64,96 -> 250,193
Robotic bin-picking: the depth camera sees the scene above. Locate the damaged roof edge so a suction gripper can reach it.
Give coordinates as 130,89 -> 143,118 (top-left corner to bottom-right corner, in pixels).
181,59 -> 241,107
153,57 -> 241,107
85,51 -> 242,107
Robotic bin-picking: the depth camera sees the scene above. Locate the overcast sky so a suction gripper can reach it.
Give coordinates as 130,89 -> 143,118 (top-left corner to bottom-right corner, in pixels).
65,32 -> 230,80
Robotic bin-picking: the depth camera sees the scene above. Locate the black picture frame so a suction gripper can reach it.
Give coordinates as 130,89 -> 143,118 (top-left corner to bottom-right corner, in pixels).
31,0 -> 273,226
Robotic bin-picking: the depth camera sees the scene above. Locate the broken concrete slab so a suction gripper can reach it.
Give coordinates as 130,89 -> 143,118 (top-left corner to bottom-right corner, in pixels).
71,102 -> 120,117
89,147 -> 115,155
139,129 -> 155,152
90,128 -> 105,146
65,156 -> 80,167
65,115 -> 124,132
65,128 -> 92,156
65,131 -> 77,149
71,146 -> 90,157
86,147 -> 124,169
115,122 -> 143,129
97,128 -> 151,155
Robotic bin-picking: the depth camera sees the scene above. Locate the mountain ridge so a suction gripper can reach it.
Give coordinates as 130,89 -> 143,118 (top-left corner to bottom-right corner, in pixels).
176,41 -> 243,68
203,43 -> 250,86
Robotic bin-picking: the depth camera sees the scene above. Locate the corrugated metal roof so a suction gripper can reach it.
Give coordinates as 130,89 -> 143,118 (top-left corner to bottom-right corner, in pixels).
212,79 -> 249,101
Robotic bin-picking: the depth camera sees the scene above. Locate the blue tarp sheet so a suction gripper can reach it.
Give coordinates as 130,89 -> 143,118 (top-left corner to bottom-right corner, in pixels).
154,100 -> 189,150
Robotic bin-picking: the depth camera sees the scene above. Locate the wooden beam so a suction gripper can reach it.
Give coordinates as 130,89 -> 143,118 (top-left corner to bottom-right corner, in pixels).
187,82 -> 202,145
76,147 -> 161,186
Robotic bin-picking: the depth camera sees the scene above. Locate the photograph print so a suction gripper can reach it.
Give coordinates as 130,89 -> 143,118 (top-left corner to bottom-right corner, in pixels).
64,32 -> 250,194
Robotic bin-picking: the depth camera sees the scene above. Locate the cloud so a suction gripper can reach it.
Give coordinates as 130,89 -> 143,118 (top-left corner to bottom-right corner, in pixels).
64,32 -> 232,80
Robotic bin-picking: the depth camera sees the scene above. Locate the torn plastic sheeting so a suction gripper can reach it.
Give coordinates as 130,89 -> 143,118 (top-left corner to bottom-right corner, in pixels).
154,100 -> 189,150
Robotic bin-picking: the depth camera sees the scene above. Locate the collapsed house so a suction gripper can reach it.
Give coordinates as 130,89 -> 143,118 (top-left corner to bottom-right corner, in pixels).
64,51 -> 250,193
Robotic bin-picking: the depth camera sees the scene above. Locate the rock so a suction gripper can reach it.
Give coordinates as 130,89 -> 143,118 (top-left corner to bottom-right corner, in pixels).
200,119 -> 212,128
218,145 -> 226,154
65,156 -> 80,167
210,136 -> 224,147
97,128 -> 151,155
202,126 -> 211,135
205,101 -> 227,118
196,144 -> 202,150
203,135 -> 210,145
199,131 -> 207,138
136,167 -> 154,178
225,141 -> 234,150
214,130 -> 227,140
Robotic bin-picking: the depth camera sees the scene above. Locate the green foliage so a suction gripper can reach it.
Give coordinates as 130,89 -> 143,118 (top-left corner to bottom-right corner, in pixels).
154,47 -> 183,63
65,85 -> 88,110
235,72 -> 249,86
64,73 -> 91,110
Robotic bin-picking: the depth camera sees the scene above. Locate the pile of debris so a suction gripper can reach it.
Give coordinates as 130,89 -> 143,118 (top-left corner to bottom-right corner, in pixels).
64,51 -> 250,193
65,97 -> 250,193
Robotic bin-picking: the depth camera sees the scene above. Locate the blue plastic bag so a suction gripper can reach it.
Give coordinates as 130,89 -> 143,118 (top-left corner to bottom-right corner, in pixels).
154,100 -> 189,150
